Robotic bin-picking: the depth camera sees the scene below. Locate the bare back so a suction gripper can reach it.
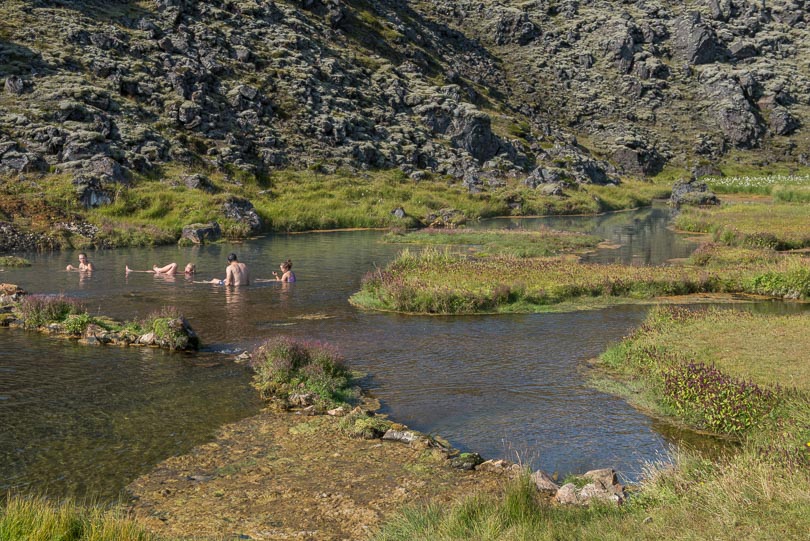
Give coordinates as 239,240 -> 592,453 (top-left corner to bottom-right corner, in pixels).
225,262 -> 250,285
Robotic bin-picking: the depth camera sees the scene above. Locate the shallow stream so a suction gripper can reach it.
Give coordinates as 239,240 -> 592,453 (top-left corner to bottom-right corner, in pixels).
1,205 -> 799,500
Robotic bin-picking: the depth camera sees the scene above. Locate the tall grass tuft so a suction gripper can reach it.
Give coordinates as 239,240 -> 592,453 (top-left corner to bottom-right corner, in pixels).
0,495 -> 162,541
16,294 -> 86,329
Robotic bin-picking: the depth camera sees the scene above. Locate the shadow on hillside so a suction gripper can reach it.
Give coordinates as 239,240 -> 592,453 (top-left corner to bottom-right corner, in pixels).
0,39 -> 50,76
344,0 -> 504,100
28,0 -> 152,22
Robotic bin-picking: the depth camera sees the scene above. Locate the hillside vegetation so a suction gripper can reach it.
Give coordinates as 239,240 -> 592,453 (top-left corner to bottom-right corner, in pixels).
1,0 -> 808,249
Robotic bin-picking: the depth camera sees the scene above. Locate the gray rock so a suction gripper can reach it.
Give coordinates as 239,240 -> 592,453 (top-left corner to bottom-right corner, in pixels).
670,178 -> 720,207
180,221 -> 222,244
183,173 -> 216,192
381,430 -> 419,444
73,175 -> 112,208
4,76 -> 24,95
769,106 -> 800,136
674,12 -> 724,65
524,167 -> 561,188
476,459 -> 522,476
450,104 -> 501,163
555,483 -> 579,505
531,470 -> 560,495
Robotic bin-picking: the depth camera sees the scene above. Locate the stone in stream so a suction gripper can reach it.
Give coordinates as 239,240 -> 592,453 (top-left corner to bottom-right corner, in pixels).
180,221 -> 222,244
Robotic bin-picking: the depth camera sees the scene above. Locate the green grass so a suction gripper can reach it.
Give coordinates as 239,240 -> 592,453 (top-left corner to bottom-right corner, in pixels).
383,227 -> 603,258
0,495 -> 165,541
10,295 -> 199,348
674,201 -> 810,250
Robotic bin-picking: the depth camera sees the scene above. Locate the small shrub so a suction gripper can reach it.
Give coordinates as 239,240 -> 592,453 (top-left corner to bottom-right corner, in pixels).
63,313 -> 93,335
16,295 -> 86,329
663,362 -> 777,434
251,337 -> 353,408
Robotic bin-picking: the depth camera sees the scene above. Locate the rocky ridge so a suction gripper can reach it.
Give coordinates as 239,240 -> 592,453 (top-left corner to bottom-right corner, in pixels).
0,0 -> 808,215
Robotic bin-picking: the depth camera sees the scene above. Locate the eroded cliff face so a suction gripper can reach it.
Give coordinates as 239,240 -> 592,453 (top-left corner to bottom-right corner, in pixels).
0,0 -> 807,193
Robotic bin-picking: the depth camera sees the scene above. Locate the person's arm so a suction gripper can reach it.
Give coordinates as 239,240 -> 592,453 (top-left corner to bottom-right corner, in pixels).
224,265 -> 235,286
85,262 -> 95,271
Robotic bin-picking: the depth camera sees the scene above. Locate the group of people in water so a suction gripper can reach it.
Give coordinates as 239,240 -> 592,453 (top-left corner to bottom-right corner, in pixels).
67,252 -> 296,285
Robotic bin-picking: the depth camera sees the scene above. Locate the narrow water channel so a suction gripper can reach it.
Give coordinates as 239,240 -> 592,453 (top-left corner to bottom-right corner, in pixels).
0,205 -> 778,500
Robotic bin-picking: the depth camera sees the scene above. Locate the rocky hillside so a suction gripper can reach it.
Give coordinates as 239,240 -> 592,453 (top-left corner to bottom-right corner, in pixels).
0,0 -> 808,232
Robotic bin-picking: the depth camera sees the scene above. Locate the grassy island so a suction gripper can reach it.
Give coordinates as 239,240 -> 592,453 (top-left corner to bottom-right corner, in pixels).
350,246 -> 810,314
383,227 -> 603,258
1,293 -> 199,351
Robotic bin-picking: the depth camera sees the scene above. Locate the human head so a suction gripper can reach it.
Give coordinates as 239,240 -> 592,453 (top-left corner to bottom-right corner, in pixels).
227,253 -> 238,263
184,263 -> 196,274
280,259 -> 292,271
78,253 -> 88,261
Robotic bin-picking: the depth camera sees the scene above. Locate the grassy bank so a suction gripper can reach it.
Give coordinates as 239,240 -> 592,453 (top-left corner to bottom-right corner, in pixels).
0,496 -> 165,541
350,247 -> 810,314
674,200 -> 810,250
0,167 -> 669,249
375,307 -> 810,540
383,227 -> 603,258
0,256 -> 30,267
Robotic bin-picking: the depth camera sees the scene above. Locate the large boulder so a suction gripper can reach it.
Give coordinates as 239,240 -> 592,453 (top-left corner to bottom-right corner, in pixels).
449,104 -> 501,164
73,175 -> 112,208
673,12 -> 724,65
180,221 -> 222,244
768,106 -> 800,136
670,178 -> 720,207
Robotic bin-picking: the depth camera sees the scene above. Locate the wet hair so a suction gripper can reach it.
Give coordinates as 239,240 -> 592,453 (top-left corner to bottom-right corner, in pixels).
78,253 -> 88,259
281,259 -> 292,271
184,263 -> 196,274
227,253 -> 238,262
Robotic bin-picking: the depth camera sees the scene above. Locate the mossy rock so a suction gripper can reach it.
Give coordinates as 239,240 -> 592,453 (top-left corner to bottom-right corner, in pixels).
339,411 -> 393,439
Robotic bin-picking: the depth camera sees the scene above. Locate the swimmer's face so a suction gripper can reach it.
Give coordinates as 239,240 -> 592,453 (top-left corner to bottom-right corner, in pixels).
185,264 -> 195,274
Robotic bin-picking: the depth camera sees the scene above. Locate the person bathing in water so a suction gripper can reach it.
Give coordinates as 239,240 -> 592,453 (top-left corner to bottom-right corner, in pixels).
256,259 -> 296,283
126,263 -> 196,276
202,253 -> 249,286
66,253 -> 94,272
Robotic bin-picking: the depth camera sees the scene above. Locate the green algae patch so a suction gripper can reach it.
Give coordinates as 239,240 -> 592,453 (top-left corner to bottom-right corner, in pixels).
383,227 -> 603,258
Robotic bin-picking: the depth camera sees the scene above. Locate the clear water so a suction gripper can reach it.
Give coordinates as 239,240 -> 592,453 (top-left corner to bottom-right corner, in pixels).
0,205 -> 790,500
